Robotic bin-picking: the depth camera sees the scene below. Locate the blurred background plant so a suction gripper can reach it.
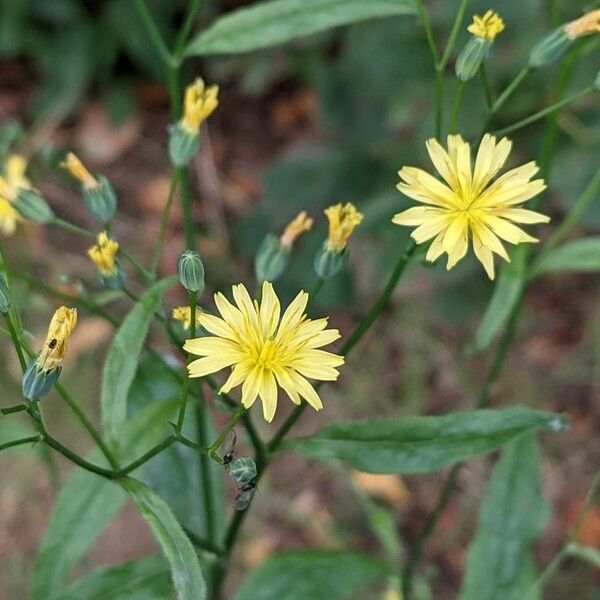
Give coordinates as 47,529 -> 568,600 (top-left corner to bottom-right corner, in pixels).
0,0 -> 599,598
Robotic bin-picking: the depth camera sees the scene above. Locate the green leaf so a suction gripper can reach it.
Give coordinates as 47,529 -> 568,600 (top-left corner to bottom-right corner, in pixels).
32,398 -> 179,600
101,277 -> 176,443
186,0 -> 416,56
288,407 -> 567,474
121,478 -> 206,600
460,433 -> 550,600
234,550 -> 390,600
471,250 -> 525,353
531,238 -> 600,276
48,556 -> 171,600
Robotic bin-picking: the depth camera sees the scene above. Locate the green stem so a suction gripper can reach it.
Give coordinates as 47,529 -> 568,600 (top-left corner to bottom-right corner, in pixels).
434,69 -> 444,140
173,0 -> 204,60
439,0 -> 470,70
0,403 -> 26,416
523,546 -> 569,600
209,407 -> 246,459
415,0 -> 439,65
151,168 -> 182,277
55,382 -> 120,470
175,291 -> 197,433
0,435 -> 41,452
4,311 -> 27,372
480,63 -> 493,110
119,435 -> 176,476
494,87 -> 594,137
180,175 -> 196,251
402,294 -> 523,598
541,167 -> 600,252
131,0 -> 174,68
449,80 -> 465,133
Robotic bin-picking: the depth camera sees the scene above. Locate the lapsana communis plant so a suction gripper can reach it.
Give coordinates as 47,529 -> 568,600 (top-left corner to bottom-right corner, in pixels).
0,2 -> 598,600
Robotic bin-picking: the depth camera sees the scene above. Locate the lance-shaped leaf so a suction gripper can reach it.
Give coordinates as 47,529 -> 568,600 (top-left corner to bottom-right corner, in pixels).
121,478 -> 206,600
234,550 -> 390,600
101,277 -> 176,443
186,0 -> 416,56
287,407 -> 567,474
460,433 -> 550,599
530,237 -> 600,276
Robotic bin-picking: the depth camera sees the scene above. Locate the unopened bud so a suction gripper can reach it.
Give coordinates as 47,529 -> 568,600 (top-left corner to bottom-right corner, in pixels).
255,234 -> 290,283
22,361 -> 61,402
456,37 -> 489,81
13,188 -> 55,223
168,123 -> 200,167
228,457 -> 257,485
177,250 -> 205,294
82,176 -> 117,223
0,274 -> 10,314
314,244 -> 348,279
529,27 -> 572,68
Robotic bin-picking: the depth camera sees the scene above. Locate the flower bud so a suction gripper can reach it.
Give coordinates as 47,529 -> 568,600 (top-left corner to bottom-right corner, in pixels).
172,306 -> 202,331
228,457 -> 257,485
82,176 -> 117,223
177,250 -> 205,294
314,244 -> 349,279
22,361 -> 62,401
13,188 -> 55,223
0,274 -> 10,314
528,27 -> 573,68
455,37 -> 489,81
88,231 -> 124,289
255,234 -> 290,283
168,123 -> 201,167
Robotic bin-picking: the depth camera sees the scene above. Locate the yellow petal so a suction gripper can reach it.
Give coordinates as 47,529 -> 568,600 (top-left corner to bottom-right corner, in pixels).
259,370 -> 278,422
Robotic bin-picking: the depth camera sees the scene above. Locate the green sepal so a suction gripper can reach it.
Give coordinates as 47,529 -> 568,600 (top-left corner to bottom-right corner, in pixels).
255,234 -> 290,283
528,27 -> 572,68
455,37 -> 489,82
169,123 -> 200,167
13,189 -> 55,223
314,244 -> 348,279
177,249 -> 205,294
22,361 -> 61,401
82,175 -> 117,223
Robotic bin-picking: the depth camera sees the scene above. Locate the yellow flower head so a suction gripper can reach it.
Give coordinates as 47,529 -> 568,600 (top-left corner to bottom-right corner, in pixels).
324,203 -> 364,252
61,152 -> 97,189
467,10 -> 505,43
0,154 -> 30,236
181,78 -> 219,133
392,134 -> 549,280
280,211 -> 314,249
172,306 -> 202,330
564,10 -> 600,40
184,281 -> 344,422
88,231 -> 119,276
36,306 -> 78,372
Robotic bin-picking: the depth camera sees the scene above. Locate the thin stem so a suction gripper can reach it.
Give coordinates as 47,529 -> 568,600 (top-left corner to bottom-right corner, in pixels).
523,547 -> 569,600
175,291 -> 197,433
55,382 -> 120,470
402,298 -> 523,598
415,0 -> 439,65
434,70 -> 444,140
439,0 -> 470,70
119,435 -> 176,476
0,435 -> 41,452
0,403 -> 26,416
209,407 -> 245,458
180,176 -> 196,251
494,87 -> 594,137
131,0 -> 174,68
151,168 -> 181,277
480,63 -> 493,109
173,0 -> 204,60
449,80 -> 465,133
4,311 -> 27,372
184,527 -> 224,557
311,277 -> 325,298
540,167 -> 600,253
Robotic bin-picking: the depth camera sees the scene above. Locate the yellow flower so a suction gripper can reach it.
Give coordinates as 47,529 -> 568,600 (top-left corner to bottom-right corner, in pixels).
61,152 -> 97,189
0,154 -> 30,236
324,203 -> 364,252
564,10 -> 600,39
36,306 -> 78,372
280,211 -> 313,249
184,281 -> 344,422
181,78 -> 219,133
88,231 -> 119,276
392,134 -> 549,280
172,306 -> 202,330
467,10 -> 505,43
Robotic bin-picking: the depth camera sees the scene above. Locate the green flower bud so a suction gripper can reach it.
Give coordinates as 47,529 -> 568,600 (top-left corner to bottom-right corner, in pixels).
314,244 -> 348,279
169,123 -> 201,167
13,189 -> 55,223
528,27 -> 573,68
82,175 -> 117,223
228,457 -> 257,485
255,234 -> 290,283
0,274 -> 10,315
22,361 -> 61,402
178,250 -> 205,294
455,37 -> 489,82
97,263 -> 126,290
